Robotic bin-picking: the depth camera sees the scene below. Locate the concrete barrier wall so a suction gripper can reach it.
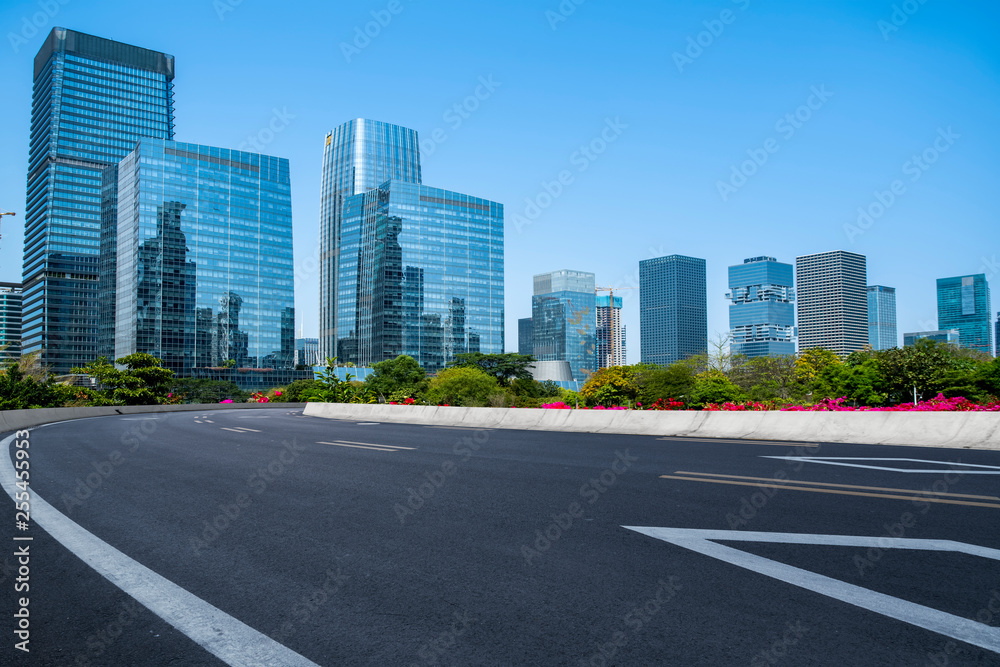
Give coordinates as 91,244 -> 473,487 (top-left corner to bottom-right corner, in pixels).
0,403 -> 305,435
303,403 -> 1000,450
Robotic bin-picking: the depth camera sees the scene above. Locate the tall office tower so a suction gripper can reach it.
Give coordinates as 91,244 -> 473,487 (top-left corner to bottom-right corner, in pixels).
295,338 -> 320,367
596,295 -> 626,368
336,181 -> 503,372
113,139 -> 295,379
794,251 -> 868,356
726,256 -> 795,358
23,28 -> 175,374
996,313 -> 999,357
319,119 -> 422,361
518,317 -> 534,356
639,255 -> 707,366
937,274 -> 993,355
532,270 -> 596,381
867,285 -> 897,350
0,283 -> 23,362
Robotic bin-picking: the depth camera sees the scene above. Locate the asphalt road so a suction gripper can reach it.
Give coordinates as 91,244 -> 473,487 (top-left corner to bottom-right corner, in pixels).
3,408 -> 1000,666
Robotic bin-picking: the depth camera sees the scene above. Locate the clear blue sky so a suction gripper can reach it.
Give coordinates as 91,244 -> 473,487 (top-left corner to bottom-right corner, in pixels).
1,0 -> 997,357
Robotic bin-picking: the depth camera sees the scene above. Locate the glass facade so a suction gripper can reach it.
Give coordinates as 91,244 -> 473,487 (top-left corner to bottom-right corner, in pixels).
518,317 -> 533,356
903,330 -> 959,347
23,28 -> 175,374
867,285 -> 897,351
795,251 -> 868,356
596,295 -> 626,368
0,283 -> 23,362
937,274 -> 992,355
532,270 -> 596,382
319,119 -> 422,361
727,256 -> 795,358
640,255 -> 707,366
335,180 -> 503,372
295,338 -> 320,367
111,139 -> 295,381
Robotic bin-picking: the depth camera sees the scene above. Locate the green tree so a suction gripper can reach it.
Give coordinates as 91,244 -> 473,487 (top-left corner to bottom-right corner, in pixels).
273,379 -> 318,402
304,358 -> 372,403
634,362 -> 696,406
0,364 -> 64,409
689,370 -> 745,408
728,355 -> 798,401
72,353 -> 175,406
873,340 -> 954,403
425,366 -> 499,406
449,353 -> 535,386
365,355 -> 427,398
580,366 -> 639,407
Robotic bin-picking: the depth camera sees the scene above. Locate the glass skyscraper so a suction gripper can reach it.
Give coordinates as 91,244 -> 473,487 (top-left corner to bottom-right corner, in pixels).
596,295 -> 626,368
639,255 -> 707,366
518,317 -> 534,356
795,251 -> 868,356
23,28 -> 175,374
0,283 -> 23,362
111,139 -> 295,378
726,256 -> 795,358
335,180 -> 503,372
532,270 -> 596,382
937,274 -> 992,355
319,119 -> 422,361
867,285 -> 897,350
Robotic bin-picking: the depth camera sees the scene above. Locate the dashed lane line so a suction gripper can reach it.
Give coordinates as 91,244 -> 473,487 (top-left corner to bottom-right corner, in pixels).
0,433 -> 320,667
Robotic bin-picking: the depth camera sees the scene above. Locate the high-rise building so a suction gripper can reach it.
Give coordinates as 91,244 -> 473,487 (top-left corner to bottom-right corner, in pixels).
319,119 -> 422,361
335,180 -> 503,371
532,270 -> 596,381
903,330 -> 959,347
0,283 -> 23,362
518,317 -> 533,356
996,313 -> 999,357
23,28 -> 175,373
726,256 -> 795,358
596,295 -> 626,368
639,255 -> 707,366
111,139 -> 295,380
795,251 -> 868,356
937,274 -> 992,356
295,338 -> 320,367
867,285 -> 897,350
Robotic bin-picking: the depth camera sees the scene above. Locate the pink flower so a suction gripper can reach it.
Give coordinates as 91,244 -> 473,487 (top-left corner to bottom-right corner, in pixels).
275,390 -> 283,396
220,399 -> 233,403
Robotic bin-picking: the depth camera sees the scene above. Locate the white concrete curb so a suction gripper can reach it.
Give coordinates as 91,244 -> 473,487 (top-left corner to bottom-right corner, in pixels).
302,403 -> 1000,451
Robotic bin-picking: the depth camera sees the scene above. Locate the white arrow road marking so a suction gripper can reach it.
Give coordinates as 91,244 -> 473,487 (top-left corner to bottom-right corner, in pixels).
624,526 -> 1000,655
1,433 -> 320,667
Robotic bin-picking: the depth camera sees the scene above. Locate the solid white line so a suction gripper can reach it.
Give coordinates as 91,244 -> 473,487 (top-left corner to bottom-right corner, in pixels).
333,440 -> 415,450
762,456 -> 1000,474
0,434 -> 320,667
625,526 -> 1000,654
316,441 -> 399,452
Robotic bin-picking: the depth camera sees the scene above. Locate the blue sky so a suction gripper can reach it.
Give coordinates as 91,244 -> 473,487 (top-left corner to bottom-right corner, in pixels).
1,0 -> 997,358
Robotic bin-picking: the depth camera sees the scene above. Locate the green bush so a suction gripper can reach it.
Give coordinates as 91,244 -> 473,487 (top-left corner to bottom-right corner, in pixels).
425,366 -> 499,406
0,365 -> 64,409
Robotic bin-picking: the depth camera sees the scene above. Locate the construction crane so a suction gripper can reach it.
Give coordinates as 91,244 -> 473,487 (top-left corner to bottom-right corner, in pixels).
0,210 -> 14,242
594,286 -> 637,368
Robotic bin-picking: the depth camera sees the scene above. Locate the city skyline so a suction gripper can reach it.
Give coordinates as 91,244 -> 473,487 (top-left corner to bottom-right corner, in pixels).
1,2 -> 996,364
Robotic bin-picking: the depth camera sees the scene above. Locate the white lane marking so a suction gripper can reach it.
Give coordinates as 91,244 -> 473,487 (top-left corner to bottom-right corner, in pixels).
0,434 -> 320,667
625,526 -> 1000,654
332,440 -> 415,450
316,441 -> 400,452
763,456 -> 1000,474
356,422 -> 380,426
120,417 -> 161,421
